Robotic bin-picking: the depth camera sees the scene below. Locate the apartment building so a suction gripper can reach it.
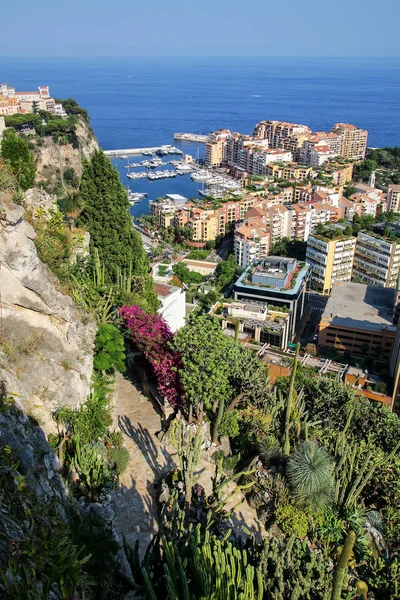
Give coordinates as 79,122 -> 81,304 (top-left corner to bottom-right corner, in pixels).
318,282 -> 396,361
308,144 -> 337,166
338,197 -> 361,220
215,301 -> 291,350
265,162 -> 312,181
306,234 -> 356,294
150,195 -> 188,228
183,196 -> 256,242
234,256 -> 311,339
288,202 -> 339,242
205,130 -> 231,166
266,204 -> 292,242
253,120 -> 311,149
387,185 -> 400,212
234,220 -> 271,268
353,232 -> 400,288
331,123 -> 368,160
350,193 -> 381,217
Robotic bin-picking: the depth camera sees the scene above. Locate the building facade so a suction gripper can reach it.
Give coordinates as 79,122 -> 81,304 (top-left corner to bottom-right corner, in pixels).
387,185 -> 400,212
353,232 -> 400,288
306,235 -> 356,294
233,257 -> 310,339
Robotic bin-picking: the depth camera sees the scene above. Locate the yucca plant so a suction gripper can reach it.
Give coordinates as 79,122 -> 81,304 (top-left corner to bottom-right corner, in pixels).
286,441 -> 335,512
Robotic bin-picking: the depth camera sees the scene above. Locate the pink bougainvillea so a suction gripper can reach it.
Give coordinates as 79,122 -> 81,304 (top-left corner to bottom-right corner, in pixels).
119,305 -> 184,408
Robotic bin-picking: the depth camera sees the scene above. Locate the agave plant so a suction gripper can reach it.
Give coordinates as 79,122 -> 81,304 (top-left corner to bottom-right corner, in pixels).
286,441 -> 335,512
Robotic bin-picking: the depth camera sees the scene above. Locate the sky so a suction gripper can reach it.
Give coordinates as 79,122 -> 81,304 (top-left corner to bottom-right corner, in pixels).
1,0 -> 400,57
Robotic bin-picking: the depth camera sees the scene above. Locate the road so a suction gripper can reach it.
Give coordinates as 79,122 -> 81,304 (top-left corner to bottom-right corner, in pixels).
132,222 -> 157,248
300,292 -> 329,346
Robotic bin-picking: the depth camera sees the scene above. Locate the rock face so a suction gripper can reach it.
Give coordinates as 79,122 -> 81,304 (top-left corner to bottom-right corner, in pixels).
33,117 -> 99,191
0,197 -> 95,431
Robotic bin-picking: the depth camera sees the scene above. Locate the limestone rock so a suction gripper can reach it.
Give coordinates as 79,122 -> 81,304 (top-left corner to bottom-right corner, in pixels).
0,198 -> 95,431
23,188 -> 57,215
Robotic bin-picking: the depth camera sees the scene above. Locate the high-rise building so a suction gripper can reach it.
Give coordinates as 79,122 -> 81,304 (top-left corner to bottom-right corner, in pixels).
205,130 -> 231,166
306,234 -> 356,294
234,216 -> 270,268
331,123 -> 368,160
353,232 -> 400,288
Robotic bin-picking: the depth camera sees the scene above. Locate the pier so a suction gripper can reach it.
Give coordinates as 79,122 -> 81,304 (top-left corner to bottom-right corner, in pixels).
104,145 -> 183,157
173,133 -> 209,142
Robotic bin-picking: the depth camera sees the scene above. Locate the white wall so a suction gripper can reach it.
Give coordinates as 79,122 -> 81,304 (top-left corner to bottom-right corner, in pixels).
158,287 -> 186,332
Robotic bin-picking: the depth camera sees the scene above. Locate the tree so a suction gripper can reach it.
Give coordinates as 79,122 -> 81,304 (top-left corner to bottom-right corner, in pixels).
78,151 -> 153,295
215,254 -> 236,289
172,261 -> 203,284
93,324 -> 126,373
173,314 -> 233,423
1,128 -> 35,190
344,225 -> 353,236
286,441 -> 335,511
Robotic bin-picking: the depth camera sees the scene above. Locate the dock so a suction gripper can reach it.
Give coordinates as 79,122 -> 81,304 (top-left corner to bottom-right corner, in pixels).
104,145 -> 182,157
173,133 -> 209,143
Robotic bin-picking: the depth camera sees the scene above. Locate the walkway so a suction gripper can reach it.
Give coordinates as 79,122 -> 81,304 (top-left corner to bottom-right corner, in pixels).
111,372 -> 177,554
112,372 -> 266,556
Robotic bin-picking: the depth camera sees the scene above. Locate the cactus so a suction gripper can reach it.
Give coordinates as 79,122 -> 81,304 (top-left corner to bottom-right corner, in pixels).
142,523 -> 263,599
171,419 -> 203,505
283,342 -> 300,456
331,531 -> 356,600
93,247 -> 106,287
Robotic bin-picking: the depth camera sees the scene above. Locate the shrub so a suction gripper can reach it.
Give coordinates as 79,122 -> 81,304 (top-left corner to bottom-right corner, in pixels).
218,411 -> 240,438
275,504 -> 309,538
108,446 -> 130,475
93,324 -> 126,374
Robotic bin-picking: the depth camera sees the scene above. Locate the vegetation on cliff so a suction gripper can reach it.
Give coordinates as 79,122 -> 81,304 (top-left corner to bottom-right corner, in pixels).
1,128 -> 35,190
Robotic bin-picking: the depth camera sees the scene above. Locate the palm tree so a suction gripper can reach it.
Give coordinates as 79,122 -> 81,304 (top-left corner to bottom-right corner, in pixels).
286,441 -> 334,511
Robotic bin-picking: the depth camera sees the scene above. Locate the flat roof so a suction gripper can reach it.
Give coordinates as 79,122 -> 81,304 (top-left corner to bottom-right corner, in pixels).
322,282 -> 396,332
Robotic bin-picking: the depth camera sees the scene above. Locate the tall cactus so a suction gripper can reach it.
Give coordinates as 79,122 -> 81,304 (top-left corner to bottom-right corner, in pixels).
142,524 -> 263,600
331,531 -> 356,600
283,342 -> 300,456
93,247 -> 106,287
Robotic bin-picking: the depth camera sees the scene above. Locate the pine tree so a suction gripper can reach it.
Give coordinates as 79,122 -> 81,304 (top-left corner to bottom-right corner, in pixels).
78,150 -> 148,279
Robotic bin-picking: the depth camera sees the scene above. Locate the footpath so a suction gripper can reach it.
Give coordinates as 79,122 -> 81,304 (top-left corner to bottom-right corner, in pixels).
111,372 -> 266,556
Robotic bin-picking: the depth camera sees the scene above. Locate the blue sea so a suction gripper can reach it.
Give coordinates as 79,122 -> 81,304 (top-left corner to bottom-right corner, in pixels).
1,56 -> 399,216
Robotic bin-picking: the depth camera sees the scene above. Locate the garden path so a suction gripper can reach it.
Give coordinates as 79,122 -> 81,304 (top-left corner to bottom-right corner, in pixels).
111,371 -> 177,554
111,372 -> 266,557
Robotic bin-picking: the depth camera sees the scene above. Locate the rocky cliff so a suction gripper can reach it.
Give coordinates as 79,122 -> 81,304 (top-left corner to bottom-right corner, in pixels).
0,195 -> 95,431
33,117 -> 99,193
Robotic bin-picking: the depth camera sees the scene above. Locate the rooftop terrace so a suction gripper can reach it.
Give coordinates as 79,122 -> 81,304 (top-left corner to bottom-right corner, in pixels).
322,282 -> 397,333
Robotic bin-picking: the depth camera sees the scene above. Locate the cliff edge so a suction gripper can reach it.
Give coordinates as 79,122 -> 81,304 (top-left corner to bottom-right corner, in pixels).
0,196 -> 95,430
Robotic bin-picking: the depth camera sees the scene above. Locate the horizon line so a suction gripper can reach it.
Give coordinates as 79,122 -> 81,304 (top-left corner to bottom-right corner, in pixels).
1,54 -> 400,59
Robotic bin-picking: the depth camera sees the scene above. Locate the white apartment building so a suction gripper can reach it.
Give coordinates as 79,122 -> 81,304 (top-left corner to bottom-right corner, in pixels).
387,185 -> 400,212
234,221 -> 270,268
308,144 -> 337,166
266,204 -> 292,242
306,235 -> 357,294
353,232 -> 400,288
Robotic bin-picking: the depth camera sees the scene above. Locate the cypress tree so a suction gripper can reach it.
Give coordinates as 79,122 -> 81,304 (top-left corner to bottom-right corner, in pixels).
78,150 -> 148,279
78,150 -> 158,311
